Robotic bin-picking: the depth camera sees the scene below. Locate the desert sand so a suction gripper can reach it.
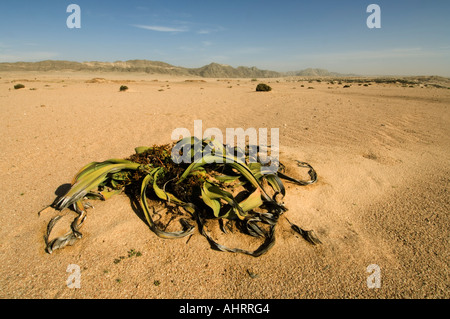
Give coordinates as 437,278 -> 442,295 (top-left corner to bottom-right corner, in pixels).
0,71 -> 448,299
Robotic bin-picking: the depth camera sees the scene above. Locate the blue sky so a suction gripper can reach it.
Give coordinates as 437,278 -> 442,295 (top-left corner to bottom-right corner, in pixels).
1,0 -> 449,76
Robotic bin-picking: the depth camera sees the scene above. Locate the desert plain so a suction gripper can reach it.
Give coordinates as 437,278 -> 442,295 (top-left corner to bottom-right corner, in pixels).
0,71 -> 448,299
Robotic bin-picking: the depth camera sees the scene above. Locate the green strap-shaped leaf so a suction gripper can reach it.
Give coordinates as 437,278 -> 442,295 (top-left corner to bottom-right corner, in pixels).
214,174 -> 240,184
152,168 -> 186,206
264,174 -> 286,198
135,146 -> 152,154
178,154 -> 274,204
201,184 -> 221,218
277,161 -> 318,186
197,214 -> 276,258
139,172 -> 195,239
201,181 -> 245,219
238,189 -> 263,213
100,188 -> 122,200
72,159 -> 138,184
286,218 -> 322,245
57,162 -> 141,210
248,162 -> 263,180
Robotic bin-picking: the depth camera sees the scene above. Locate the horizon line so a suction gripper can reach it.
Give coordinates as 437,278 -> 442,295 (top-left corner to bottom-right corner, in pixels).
0,59 -> 449,78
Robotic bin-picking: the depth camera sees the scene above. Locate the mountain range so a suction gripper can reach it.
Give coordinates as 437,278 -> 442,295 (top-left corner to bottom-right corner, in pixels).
0,59 -> 352,78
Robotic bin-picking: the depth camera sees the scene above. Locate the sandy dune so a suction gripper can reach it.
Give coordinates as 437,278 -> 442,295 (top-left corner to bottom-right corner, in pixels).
0,71 -> 448,299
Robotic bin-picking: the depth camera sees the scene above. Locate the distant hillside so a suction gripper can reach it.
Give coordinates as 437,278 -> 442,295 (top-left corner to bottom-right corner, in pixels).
0,60 -> 282,78
0,59 -> 355,78
2,60 -> 448,86
285,68 -> 356,77
0,60 -> 191,75
191,63 -> 280,78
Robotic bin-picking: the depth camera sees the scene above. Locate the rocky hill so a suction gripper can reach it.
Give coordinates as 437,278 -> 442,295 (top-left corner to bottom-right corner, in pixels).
0,60 -> 282,78
2,60 -> 448,86
190,63 -> 280,78
285,68 -> 356,77
0,60 -> 345,78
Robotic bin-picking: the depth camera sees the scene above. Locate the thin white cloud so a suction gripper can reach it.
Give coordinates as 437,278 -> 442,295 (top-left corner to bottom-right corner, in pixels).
132,22 -> 224,35
132,24 -> 188,32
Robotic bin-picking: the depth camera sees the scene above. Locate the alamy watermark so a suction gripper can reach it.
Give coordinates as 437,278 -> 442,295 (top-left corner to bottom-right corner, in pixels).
170,120 -> 280,174
67,4 -> 381,30
367,4 -> 381,29
366,264 -> 381,289
66,264 -> 81,289
66,4 -> 81,29
65,262 -> 381,290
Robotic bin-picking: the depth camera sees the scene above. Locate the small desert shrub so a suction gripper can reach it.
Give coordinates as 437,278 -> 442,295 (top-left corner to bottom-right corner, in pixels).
14,84 -> 25,90
256,83 -> 272,92
343,85 -> 351,88
119,85 -> 129,92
